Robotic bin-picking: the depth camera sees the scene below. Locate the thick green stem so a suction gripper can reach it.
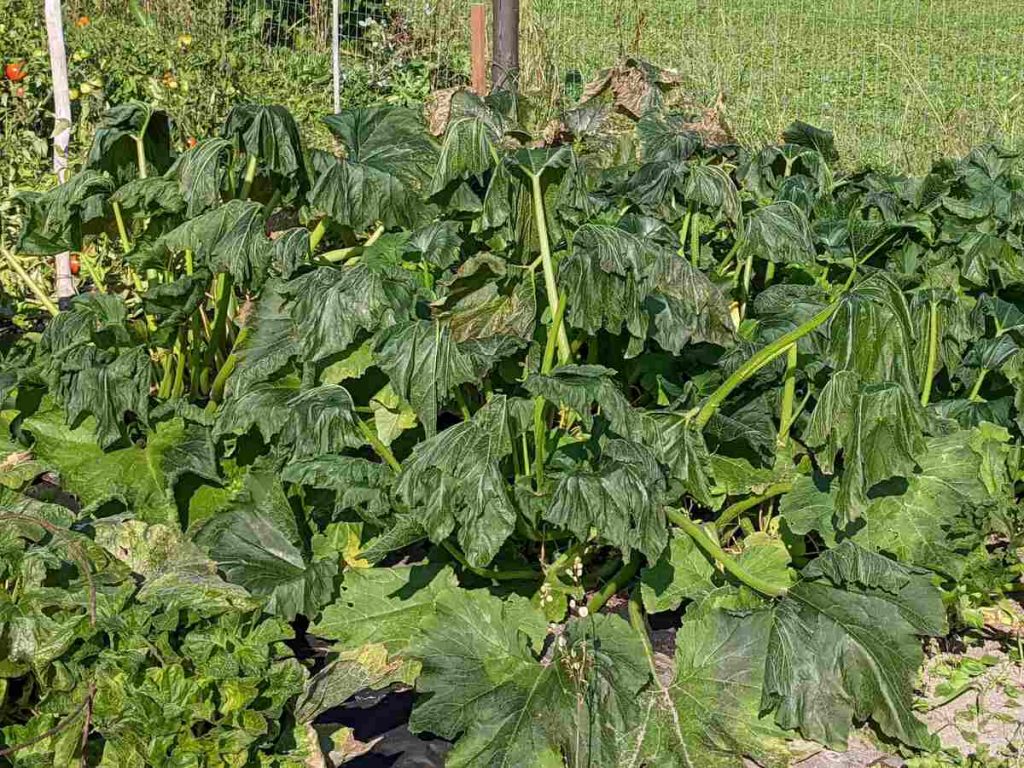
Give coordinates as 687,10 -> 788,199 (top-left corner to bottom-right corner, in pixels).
530,174 -> 571,364
112,202 -> 132,253
715,482 -> 794,530
320,223 -> 385,263
184,249 -> 194,277
969,368 -> 988,402
777,343 -> 798,447
134,137 -> 148,179
689,209 -> 701,267
716,237 -> 742,276
587,557 -> 641,613
3,250 -> 59,316
695,301 -> 839,428
207,273 -> 234,369
157,351 -> 175,399
239,154 -> 258,200
171,329 -> 187,398
765,261 -> 776,285
627,588 -> 653,657
533,291 -> 567,487
920,298 -> 939,406
357,419 -> 402,473
209,327 -> 248,404
308,220 -> 328,252
677,208 -> 692,258
441,541 -> 540,582
668,509 -> 787,598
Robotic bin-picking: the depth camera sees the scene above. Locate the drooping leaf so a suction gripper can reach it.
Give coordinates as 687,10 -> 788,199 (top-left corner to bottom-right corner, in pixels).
409,588 -> 649,768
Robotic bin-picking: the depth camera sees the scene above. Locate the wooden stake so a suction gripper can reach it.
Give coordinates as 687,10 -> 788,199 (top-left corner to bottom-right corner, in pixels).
492,0 -> 519,92
44,0 -> 75,303
470,4 -> 487,95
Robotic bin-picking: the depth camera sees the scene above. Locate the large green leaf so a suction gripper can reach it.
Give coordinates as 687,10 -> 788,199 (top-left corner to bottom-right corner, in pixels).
763,541 -> 945,749
395,396 -> 518,566
194,473 -> 337,620
22,404 -> 194,525
165,137 -> 232,217
409,587 -> 649,768
547,439 -> 668,559
15,171 -> 114,255
853,425 -> 1013,576
85,102 -> 173,185
285,264 -> 416,363
222,103 -> 308,195
312,564 -> 457,657
642,589 -> 790,767
805,373 -> 927,525
374,319 -> 477,437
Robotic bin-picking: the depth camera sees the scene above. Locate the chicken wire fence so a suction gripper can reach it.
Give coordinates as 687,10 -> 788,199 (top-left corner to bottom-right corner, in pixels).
50,0 -> 1024,169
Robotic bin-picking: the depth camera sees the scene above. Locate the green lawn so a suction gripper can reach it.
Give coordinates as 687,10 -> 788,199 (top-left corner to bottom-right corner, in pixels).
505,0 -> 1024,170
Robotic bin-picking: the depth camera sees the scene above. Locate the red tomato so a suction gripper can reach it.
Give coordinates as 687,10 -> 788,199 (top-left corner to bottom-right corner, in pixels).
76,15 -> 90,27
186,136 -> 198,149
70,254 -> 81,275
5,61 -> 27,82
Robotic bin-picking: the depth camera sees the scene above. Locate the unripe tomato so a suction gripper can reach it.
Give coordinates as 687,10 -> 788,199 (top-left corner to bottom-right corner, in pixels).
5,61 -> 27,82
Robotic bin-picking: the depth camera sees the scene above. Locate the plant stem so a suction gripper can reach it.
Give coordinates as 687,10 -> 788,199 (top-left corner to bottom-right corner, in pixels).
969,368 -> 988,402
209,327 -> 248,403
765,261 -> 776,285
134,137 -> 148,179
667,509 -> 787,598
777,343 -> 798,447
206,273 -> 234,371
530,173 -> 571,364
587,557 -> 641,613
308,219 -> 327,252
677,208 -> 692,258
357,419 -> 402,473
3,249 -> 59,316
441,541 -> 540,581
239,154 -> 258,200
920,297 -> 939,406
112,202 -> 132,252
533,291 -> 567,487
627,588 -> 653,656
715,481 -> 794,530
695,301 -> 839,428
171,328 -> 187,398
689,209 -> 701,267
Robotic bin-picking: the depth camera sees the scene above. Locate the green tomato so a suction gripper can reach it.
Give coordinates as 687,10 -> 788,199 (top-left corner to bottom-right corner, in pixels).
79,82 -> 92,95
69,87 -> 79,100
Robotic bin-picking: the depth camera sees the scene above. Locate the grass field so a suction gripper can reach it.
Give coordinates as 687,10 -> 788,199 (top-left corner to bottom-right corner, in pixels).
494,0 -> 1024,170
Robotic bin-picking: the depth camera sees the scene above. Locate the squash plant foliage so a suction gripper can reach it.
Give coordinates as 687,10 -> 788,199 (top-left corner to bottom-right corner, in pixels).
2,88 -> 1023,766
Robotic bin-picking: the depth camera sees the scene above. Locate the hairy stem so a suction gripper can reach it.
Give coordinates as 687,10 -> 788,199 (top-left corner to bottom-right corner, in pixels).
777,343 -> 798,447
969,368 -> 988,402
533,291 -> 567,487
587,557 -> 641,613
209,327 -> 248,404
358,419 -> 402,473
530,173 -> 571,364
689,209 -> 701,267
715,481 -> 794,530
668,509 -> 787,597
2,249 -> 59,316
308,219 -> 328,252
239,154 -> 258,200
695,301 -> 839,428
677,208 -> 692,258
112,201 -> 132,253
441,541 -> 540,581
920,298 -> 939,406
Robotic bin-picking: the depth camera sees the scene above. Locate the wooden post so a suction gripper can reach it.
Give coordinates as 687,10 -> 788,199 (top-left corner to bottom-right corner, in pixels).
491,0 -> 519,92
44,0 -> 75,304
470,4 -> 487,95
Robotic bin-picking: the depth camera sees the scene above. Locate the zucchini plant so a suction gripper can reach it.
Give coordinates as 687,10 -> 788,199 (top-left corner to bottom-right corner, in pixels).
1,84 -> 1022,766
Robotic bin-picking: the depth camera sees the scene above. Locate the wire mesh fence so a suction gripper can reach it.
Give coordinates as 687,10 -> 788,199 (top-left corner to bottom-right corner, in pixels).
6,0 -> 1024,175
